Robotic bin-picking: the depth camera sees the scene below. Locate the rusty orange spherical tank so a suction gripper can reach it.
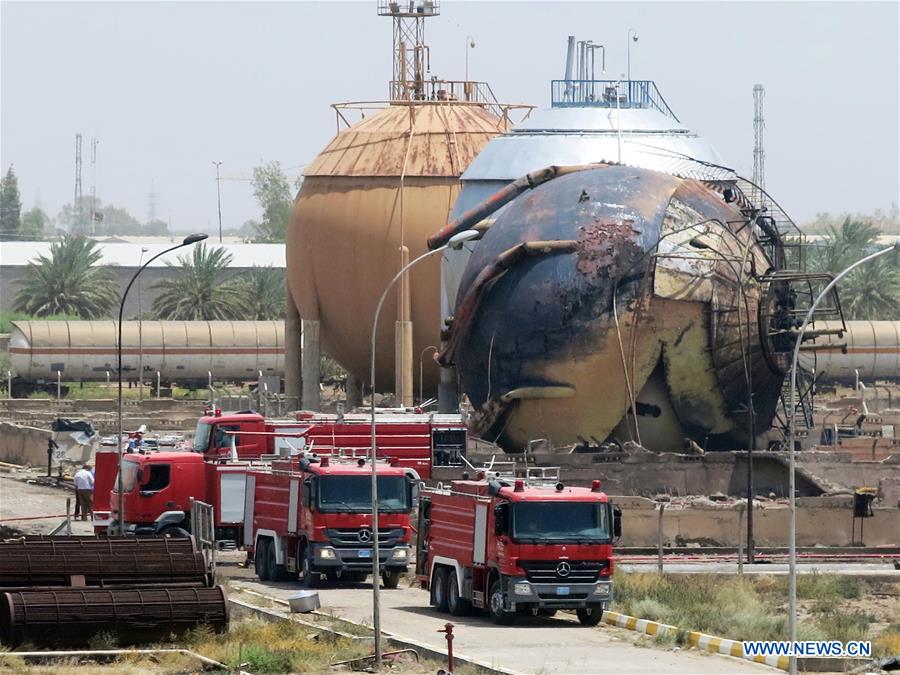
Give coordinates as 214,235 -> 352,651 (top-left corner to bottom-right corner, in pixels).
288,102 -> 509,389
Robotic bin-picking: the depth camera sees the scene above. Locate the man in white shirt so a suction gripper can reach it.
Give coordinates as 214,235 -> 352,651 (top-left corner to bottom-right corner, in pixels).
73,463 -> 95,522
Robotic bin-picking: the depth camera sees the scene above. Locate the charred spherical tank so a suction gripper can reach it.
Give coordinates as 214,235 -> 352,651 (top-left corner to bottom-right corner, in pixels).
288,103 -> 508,389
445,164 -> 784,452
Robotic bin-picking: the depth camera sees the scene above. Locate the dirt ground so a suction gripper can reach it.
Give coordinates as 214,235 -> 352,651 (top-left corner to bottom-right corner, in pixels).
0,471 -> 95,536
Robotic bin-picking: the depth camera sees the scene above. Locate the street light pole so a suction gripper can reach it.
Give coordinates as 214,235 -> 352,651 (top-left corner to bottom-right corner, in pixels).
137,247 -> 147,401
369,230 -> 480,667
419,345 -> 438,405
213,161 -> 223,243
627,29 -> 638,90
115,233 -> 208,535
786,238 -> 899,674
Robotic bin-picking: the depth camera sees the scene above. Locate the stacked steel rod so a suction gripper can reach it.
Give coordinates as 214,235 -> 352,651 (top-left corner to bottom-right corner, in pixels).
0,535 -> 228,646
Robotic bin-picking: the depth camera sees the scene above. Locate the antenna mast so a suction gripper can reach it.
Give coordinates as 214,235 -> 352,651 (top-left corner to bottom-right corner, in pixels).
752,84 -> 766,207
90,137 -> 98,234
378,0 -> 439,101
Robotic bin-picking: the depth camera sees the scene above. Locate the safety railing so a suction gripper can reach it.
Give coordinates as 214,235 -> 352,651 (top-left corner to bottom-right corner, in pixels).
189,498 -> 217,571
377,0 -> 439,17
550,79 -> 680,121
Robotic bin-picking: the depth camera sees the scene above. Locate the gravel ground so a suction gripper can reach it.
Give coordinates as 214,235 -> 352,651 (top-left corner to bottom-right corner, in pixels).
0,472 -> 95,536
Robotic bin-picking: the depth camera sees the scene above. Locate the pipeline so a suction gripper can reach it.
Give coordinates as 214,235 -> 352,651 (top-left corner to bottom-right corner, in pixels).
0,586 -> 228,646
0,551 -> 210,588
426,164 -> 596,249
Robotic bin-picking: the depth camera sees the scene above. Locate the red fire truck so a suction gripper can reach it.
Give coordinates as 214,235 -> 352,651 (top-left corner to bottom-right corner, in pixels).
245,454 -> 417,588
94,409 -> 465,539
416,470 -> 621,625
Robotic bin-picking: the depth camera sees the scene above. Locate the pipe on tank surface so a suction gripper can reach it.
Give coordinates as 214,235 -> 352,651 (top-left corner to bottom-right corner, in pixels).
426,165 -> 597,250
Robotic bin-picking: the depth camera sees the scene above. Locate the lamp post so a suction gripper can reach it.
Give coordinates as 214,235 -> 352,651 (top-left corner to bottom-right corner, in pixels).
419,345 -> 438,405
137,247 -> 148,401
369,229 -> 480,666
786,238 -> 899,674
627,29 -> 638,90
465,36 -> 475,84
213,161 -> 223,243
115,233 -> 208,535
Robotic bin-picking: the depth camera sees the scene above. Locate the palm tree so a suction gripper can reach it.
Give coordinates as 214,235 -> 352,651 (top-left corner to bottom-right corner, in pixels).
237,266 -> 286,320
13,235 -> 118,318
836,255 -> 900,320
151,243 -> 245,320
806,218 -> 899,320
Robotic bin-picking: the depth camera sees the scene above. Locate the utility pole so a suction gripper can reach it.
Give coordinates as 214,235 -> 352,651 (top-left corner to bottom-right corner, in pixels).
213,161 -> 223,243
74,133 -> 83,234
89,138 -> 99,234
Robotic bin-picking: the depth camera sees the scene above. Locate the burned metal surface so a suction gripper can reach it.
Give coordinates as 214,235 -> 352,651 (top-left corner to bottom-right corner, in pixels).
449,163 -> 786,452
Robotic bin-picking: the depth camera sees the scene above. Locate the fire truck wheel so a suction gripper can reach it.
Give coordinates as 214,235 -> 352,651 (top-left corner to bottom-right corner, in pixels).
447,572 -> 471,616
431,567 -> 449,612
576,605 -> 604,626
488,579 -> 515,625
302,555 -> 321,587
267,543 -> 289,582
255,539 -> 271,581
160,526 -> 190,538
381,570 -> 401,589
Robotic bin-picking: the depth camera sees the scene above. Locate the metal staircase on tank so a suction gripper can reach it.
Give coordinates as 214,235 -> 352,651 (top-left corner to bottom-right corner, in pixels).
733,178 -> 848,439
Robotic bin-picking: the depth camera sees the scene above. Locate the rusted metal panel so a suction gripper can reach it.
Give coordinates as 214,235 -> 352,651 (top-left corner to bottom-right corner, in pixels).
304,103 -> 507,178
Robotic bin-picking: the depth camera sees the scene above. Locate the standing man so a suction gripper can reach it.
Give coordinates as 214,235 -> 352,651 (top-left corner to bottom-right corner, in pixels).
73,463 -> 95,522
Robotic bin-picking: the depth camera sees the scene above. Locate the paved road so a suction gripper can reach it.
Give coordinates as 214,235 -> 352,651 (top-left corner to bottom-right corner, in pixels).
232,576 -> 776,675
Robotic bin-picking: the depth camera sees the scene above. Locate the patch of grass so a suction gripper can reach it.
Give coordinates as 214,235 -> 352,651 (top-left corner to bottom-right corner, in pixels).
87,631 -> 118,650
614,572 -> 881,647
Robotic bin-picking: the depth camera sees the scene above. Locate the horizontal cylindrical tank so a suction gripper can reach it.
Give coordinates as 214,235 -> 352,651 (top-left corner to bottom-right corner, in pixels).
0,551 -> 210,587
803,320 -> 900,381
288,102 -> 510,389
0,535 -> 197,556
9,320 -> 284,382
0,586 -> 228,646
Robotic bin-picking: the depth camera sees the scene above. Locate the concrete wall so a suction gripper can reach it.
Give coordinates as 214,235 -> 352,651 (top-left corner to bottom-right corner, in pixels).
0,421 -> 51,466
616,495 -> 900,548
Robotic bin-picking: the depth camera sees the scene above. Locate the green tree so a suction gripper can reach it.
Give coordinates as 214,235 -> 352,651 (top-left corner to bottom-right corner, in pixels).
0,166 -> 22,238
151,242 -> 245,320
806,218 -> 899,320
56,198 -> 143,235
237,266 -> 286,320
13,236 -> 118,318
19,207 -> 47,240
250,161 -> 292,242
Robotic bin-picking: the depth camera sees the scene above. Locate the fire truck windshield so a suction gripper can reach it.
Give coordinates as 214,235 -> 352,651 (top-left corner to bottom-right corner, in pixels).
113,459 -> 140,493
317,476 -> 410,513
193,422 -> 212,452
512,502 -> 610,543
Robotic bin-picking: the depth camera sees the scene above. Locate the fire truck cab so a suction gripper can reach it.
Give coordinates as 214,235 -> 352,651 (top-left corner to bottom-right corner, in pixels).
417,469 -> 620,625
245,455 -> 418,588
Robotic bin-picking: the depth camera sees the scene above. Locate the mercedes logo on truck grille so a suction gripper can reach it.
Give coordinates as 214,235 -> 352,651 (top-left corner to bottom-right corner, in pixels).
358,528 -> 373,543
556,561 -> 571,577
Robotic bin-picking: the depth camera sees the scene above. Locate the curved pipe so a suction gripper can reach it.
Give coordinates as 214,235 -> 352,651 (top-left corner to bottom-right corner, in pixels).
426,165 -> 597,249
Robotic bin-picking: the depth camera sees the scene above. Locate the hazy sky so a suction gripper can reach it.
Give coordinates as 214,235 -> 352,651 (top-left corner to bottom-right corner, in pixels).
2,1 -> 898,233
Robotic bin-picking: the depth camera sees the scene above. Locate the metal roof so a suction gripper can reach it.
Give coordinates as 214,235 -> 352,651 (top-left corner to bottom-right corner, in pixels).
461,106 -> 733,183
0,242 -> 286,268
